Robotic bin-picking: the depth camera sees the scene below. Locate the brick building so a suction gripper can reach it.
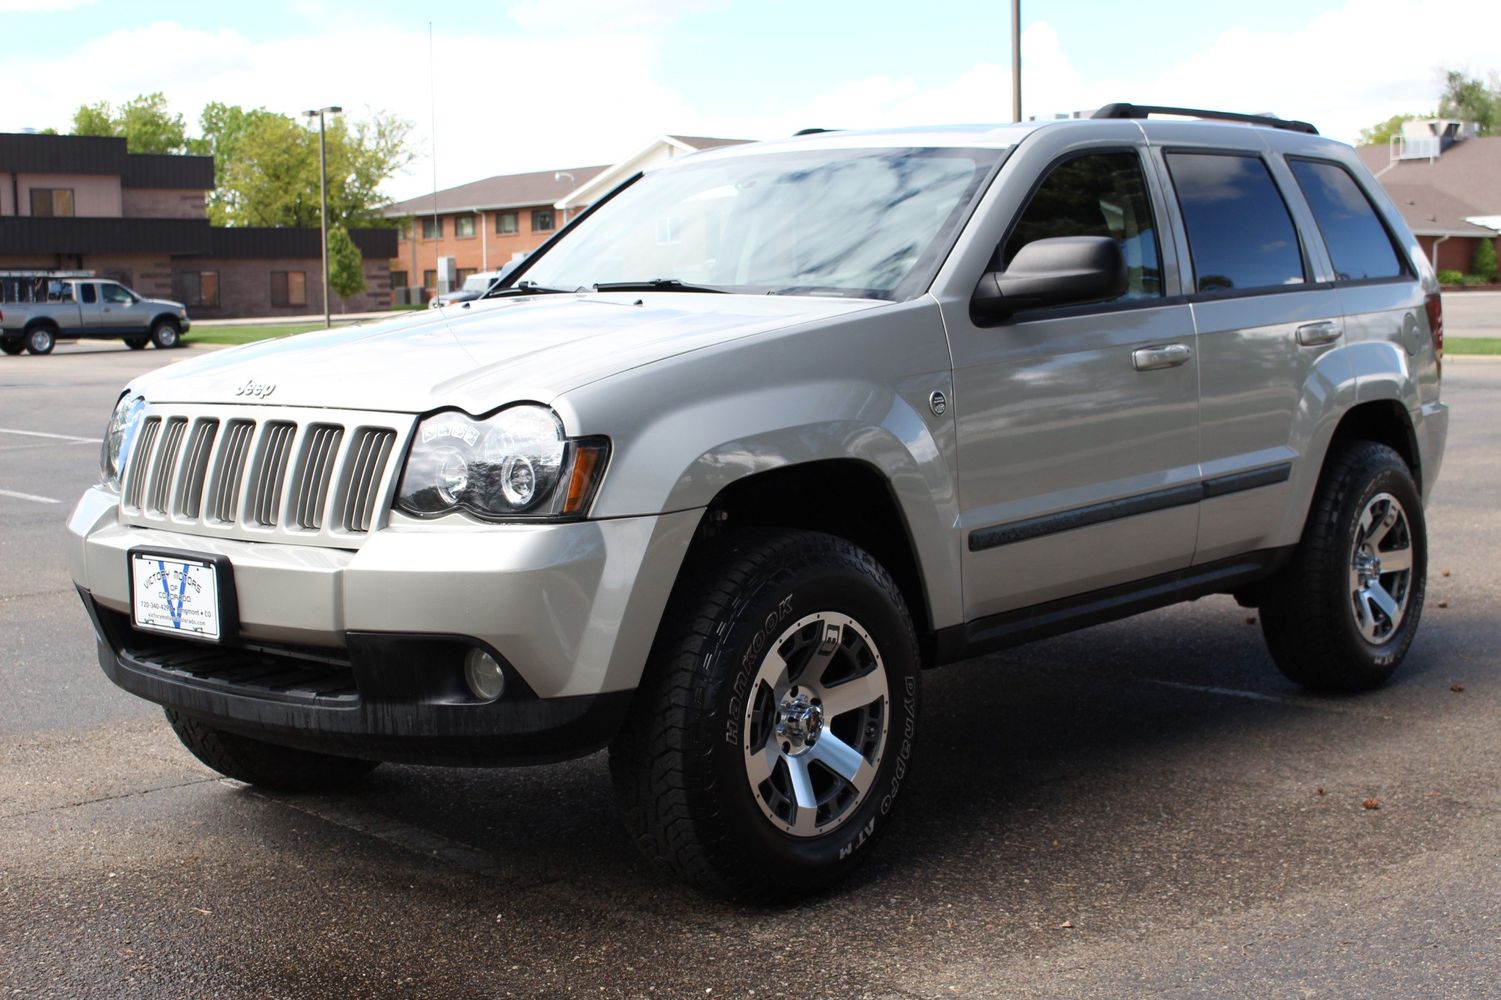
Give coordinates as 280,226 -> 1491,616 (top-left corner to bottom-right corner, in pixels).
0,132 -> 397,318
1360,121 -> 1501,275
383,135 -> 747,301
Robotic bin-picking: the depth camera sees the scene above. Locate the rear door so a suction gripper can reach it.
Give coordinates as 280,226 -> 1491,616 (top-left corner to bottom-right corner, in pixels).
940,126 -> 1202,619
1144,129 -> 1347,564
76,281 -> 106,329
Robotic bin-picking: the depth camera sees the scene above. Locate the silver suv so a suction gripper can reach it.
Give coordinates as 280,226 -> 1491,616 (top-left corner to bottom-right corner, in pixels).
67,105 -> 1448,900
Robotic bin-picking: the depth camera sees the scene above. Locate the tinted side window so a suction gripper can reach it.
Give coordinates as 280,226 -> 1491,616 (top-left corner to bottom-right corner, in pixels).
79,283 -> 97,304
1003,152 -> 1162,300
1288,159 -> 1406,281
1166,153 -> 1306,293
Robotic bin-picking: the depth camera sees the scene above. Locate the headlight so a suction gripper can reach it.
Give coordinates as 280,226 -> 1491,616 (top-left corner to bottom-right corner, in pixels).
100,394 -> 145,492
395,405 -> 609,521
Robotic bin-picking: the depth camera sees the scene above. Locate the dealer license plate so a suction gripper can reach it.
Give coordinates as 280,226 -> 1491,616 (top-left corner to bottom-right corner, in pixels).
130,552 -> 224,641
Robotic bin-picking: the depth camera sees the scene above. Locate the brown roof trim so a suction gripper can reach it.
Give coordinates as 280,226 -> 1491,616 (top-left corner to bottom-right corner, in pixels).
0,132 -> 214,190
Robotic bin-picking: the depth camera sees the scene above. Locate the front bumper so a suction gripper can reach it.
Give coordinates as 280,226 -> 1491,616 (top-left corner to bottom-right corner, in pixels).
68,486 -> 701,762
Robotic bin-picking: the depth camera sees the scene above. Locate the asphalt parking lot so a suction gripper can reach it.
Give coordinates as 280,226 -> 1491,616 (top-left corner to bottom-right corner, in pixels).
1,302 -> 1498,998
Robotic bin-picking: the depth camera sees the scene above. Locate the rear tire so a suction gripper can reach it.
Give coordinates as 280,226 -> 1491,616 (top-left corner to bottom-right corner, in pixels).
1260,441 -> 1427,692
0,338 -> 22,356
609,528 -> 920,900
165,709 -> 379,791
25,326 -> 55,355
150,319 -> 180,349
125,336 -> 148,350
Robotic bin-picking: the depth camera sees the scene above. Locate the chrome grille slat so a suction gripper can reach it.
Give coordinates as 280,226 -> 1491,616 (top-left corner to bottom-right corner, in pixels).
248,421 -> 295,527
123,417 -> 161,510
209,420 -> 255,524
291,424 -> 343,530
339,428 -> 396,533
176,419 -> 219,518
117,405 -> 411,548
146,417 -> 188,514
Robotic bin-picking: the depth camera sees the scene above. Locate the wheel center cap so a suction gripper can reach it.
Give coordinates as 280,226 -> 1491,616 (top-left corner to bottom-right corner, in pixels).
775,692 -> 824,754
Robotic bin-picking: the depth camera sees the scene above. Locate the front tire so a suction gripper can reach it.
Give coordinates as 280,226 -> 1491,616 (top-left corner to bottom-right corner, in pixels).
25,326 -> 55,355
165,709 -> 379,791
610,529 -> 920,900
150,319 -> 180,349
1260,441 -> 1427,692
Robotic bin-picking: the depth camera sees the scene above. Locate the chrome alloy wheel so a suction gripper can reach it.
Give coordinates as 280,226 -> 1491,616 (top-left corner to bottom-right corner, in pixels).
1349,492 -> 1415,644
742,612 -> 889,837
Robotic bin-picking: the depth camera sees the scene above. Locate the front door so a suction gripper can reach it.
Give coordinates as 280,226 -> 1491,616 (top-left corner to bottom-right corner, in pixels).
97,281 -> 148,332
941,140 -> 1201,620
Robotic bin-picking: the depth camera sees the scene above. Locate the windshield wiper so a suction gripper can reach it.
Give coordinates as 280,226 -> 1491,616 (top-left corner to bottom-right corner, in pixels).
592,279 -> 726,294
484,280 -> 578,298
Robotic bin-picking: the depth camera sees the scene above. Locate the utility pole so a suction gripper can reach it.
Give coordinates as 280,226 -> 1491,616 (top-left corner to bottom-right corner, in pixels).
1011,0 -> 1022,123
302,106 -> 342,328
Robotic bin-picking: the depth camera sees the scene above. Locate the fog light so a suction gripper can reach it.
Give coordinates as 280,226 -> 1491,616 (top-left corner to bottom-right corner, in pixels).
463,649 -> 506,701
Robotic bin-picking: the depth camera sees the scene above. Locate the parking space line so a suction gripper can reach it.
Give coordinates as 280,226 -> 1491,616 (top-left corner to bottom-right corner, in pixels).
0,488 -> 61,504
1136,677 -> 1392,718
0,427 -> 101,444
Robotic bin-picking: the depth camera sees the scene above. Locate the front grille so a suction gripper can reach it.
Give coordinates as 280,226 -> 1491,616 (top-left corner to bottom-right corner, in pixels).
119,404 -> 412,547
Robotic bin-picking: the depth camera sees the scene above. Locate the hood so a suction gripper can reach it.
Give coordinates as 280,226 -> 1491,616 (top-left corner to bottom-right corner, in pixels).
132,292 -> 881,414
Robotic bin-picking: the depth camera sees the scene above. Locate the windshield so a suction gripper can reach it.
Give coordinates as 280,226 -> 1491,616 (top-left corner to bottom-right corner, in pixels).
461,275 -> 492,292
518,146 -> 1003,300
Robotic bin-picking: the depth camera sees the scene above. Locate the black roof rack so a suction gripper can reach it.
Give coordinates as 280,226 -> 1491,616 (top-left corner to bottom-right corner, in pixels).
1091,103 -> 1319,135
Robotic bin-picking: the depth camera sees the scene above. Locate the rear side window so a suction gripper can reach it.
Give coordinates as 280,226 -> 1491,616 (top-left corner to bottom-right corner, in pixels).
1288,159 -> 1407,281
1166,153 -> 1306,293
79,283 -> 97,304
1002,152 -> 1163,300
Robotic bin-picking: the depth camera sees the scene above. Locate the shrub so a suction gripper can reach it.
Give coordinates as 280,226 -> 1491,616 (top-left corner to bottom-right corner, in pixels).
1437,269 -> 1465,285
1471,238 -> 1498,283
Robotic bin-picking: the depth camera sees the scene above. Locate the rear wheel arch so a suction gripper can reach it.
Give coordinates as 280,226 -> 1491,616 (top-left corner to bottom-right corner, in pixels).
1326,400 -> 1421,494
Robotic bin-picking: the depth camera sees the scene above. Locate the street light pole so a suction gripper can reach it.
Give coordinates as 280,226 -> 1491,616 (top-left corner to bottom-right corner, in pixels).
1011,0 -> 1022,123
302,106 -> 342,328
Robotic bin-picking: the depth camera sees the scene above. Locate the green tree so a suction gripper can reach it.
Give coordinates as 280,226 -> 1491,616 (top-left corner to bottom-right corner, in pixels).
327,225 -> 367,301
69,92 -> 188,153
1437,70 -> 1501,135
195,104 -> 413,229
1472,238 -> 1498,283
1359,113 -> 1422,146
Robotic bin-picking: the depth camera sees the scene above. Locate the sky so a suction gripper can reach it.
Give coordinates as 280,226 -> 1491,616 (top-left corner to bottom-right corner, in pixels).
2,0 -> 1497,202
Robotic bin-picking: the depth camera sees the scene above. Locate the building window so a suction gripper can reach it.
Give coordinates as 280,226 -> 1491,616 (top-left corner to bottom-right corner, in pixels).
179,271 -> 221,308
397,221 -> 411,241
455,215 -> 476,238
531,208 -> 555,233
456,268 -> 477,285
497,212 -> 518,235
422,269 -> 437,291
271,271 -> 308,308
30,188 -> 75,217
390,270 -> 408,290
420,217 -> 443,239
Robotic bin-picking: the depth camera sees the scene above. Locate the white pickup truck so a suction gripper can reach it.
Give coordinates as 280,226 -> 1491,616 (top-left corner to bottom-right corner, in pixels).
0,277 -> 190,355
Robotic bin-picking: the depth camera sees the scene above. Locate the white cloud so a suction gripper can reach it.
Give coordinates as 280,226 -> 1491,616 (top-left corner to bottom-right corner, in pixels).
0,0 -> 93,9
3,0 -> 1496,206
506,0 -> 727,30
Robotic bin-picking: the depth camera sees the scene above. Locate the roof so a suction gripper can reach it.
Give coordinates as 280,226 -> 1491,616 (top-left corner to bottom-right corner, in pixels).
664,135 -> 750,151
0,132 -> 215,190
383,164 -> 610,217
1359,136 -> 1501,236
555,134 -> 753,209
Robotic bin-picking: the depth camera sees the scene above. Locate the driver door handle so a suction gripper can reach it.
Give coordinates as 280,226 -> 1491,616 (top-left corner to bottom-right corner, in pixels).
1132,343 -> 1192,372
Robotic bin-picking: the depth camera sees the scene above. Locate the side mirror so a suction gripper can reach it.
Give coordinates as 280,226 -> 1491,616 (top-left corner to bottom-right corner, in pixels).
971,236 -> 1127,322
